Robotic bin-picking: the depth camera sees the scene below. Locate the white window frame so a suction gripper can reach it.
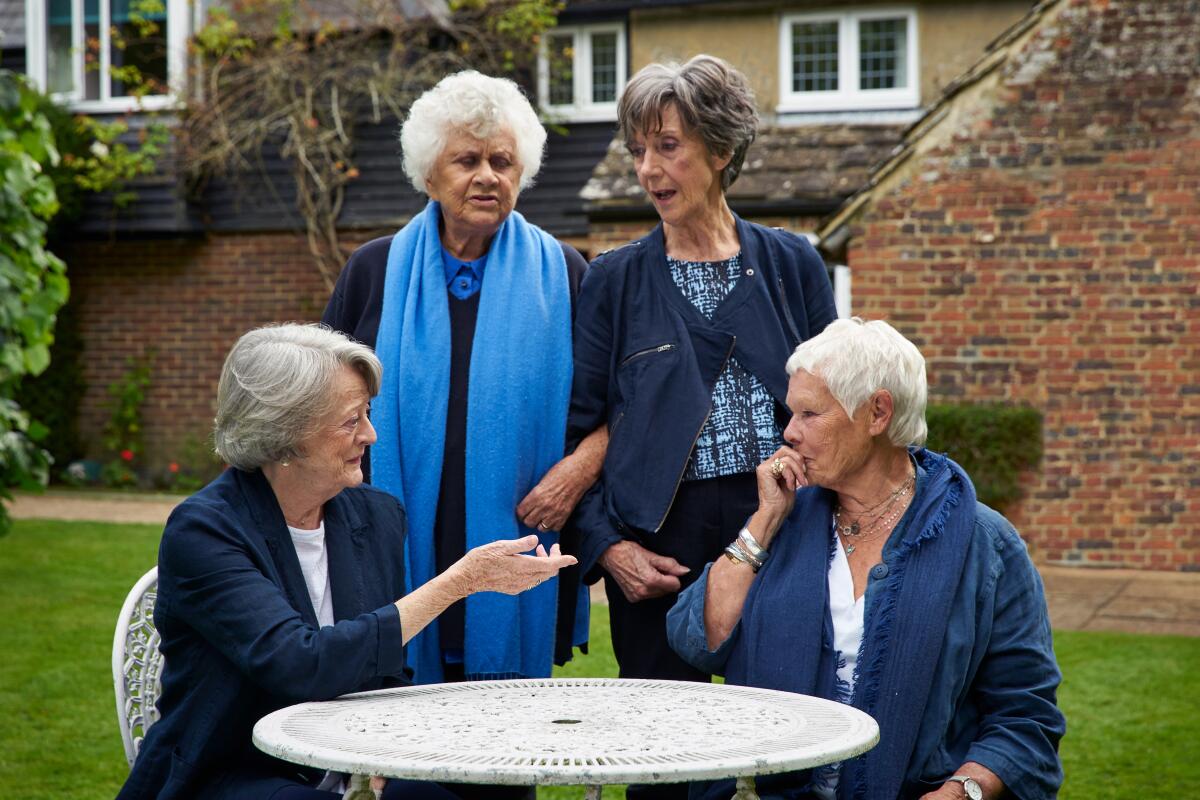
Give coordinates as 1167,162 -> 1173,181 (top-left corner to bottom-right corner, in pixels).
538,22 -> 626,123
778,8 -> 919,113
25,0 -> 189,113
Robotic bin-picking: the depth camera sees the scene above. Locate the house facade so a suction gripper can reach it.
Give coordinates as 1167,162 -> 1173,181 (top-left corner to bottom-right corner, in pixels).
816,0 -> 1200,570
7,1 -> 1048,513
575,0 -> 1031,255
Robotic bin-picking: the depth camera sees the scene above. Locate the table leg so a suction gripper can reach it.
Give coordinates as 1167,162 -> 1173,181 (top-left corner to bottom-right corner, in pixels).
343,774 -> 378,800
730,776 -> 759,800
584,785 -> 602,800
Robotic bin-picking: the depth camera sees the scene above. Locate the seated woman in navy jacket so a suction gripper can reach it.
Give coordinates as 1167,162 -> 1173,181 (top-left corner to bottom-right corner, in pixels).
117,324 -> 575,800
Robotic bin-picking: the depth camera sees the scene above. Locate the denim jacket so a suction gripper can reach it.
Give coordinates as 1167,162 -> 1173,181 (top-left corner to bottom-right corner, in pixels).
567,216 -> 836,578
667,457 -> 1064,800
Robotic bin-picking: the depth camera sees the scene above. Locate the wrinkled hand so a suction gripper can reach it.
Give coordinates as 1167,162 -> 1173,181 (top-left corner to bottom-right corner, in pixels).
448,535 -> 577,597
517,456 -> 591,532
599,540 -> 690,603
752,446 -> 806,545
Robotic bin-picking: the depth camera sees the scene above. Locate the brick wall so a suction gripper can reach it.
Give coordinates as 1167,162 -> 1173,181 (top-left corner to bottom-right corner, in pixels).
844,0 -> 1200,569
64,232 -> 364,467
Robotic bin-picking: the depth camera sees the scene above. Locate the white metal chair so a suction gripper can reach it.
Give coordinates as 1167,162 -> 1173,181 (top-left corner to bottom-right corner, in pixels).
113,566 -> 164,767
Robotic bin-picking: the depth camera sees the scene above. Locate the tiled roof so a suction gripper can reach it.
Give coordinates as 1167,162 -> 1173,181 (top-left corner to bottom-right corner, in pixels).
581,123 -> 905,212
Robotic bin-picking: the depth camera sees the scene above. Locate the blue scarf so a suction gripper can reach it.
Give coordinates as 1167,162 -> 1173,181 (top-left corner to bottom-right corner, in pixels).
371,200 -> 576,683
721,449 -> 976,800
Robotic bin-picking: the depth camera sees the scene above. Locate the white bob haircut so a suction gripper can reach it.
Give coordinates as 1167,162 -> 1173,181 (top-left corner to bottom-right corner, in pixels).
785,318 -> 928,448
214,324 -> 382,470
400,70 -> 547,194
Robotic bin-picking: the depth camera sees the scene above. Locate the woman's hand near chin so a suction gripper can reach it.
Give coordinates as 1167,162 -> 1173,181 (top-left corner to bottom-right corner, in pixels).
748,446 -> 806,548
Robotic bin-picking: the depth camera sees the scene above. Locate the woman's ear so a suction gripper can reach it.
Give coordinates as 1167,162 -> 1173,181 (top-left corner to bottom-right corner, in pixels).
867,390 -> 895,437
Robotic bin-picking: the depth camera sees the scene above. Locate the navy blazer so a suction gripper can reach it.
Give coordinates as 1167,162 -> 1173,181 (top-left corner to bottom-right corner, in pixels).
117,468 -> 411,800
567,216 -> 837,578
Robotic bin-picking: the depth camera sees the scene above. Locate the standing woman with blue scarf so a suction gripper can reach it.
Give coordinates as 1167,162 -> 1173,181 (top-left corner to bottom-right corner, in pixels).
322,72 -> 601,712
667,319 -> 1065,800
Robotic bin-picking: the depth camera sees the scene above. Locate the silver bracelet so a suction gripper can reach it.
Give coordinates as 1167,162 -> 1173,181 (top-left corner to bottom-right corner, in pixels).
724,540 -> 763,571
737,527 -> 769,562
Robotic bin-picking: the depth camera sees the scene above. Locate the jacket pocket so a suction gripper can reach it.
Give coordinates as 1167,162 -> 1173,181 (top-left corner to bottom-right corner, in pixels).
619,342 -> 677,367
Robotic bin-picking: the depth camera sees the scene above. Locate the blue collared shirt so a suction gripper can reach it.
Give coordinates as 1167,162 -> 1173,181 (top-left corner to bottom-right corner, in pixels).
442,246 -> 487,300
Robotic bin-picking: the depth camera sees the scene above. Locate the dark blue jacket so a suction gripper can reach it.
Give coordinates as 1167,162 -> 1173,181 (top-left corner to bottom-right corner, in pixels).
568,216 -> 837,578
117,467 -> 411,800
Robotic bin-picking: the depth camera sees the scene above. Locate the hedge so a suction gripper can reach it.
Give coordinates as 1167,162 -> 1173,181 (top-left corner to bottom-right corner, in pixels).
925,403 -> 1043,511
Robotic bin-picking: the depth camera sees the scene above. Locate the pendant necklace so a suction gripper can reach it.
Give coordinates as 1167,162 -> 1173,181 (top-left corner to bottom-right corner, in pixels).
835,470 -> 915,555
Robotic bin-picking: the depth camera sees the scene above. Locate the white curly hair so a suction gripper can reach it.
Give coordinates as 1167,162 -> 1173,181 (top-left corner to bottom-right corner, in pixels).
400,70 -> 547,194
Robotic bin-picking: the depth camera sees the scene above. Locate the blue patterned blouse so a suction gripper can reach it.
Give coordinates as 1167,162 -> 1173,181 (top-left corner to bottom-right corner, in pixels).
667,252 -> 782,481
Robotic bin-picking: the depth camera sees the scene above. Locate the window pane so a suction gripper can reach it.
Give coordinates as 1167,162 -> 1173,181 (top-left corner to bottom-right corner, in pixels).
791,21 -> 839,93
547,34 -> 574,106
47,0 -> 74,95
859,18 -> 907,90
84,0 -> 100,100
591,32 -> 618,104
110,0 -> 169,97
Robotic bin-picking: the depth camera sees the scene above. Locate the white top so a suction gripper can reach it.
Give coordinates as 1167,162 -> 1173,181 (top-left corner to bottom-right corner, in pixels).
288,521 -> 334,627
810,535 -> 867,800
252,678 -> 879,787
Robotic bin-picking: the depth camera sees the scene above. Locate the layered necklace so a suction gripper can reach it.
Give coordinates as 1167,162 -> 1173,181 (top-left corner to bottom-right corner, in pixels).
834,466 -> 916,555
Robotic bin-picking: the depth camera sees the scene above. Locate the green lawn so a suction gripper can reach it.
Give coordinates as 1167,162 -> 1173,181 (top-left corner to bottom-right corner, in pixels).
1,519 -> 1197,798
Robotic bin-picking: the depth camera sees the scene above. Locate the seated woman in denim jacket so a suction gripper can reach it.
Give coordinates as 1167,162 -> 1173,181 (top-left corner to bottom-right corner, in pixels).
666,319 -> 1064,800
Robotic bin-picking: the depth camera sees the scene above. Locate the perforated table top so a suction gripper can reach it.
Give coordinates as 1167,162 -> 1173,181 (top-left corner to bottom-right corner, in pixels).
254,678 -> 878,787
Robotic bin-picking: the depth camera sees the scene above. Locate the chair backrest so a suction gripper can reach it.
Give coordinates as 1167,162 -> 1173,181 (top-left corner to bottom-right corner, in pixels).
113,566 -> 163,768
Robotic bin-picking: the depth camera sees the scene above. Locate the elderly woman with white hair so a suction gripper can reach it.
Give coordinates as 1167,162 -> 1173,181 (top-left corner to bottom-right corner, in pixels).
666,319 -> 1065,800
323,71 -> 602,695
117,324 -> 575,800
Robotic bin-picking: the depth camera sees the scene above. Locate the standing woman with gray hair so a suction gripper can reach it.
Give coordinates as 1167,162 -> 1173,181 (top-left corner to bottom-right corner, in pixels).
567,54 -> 837,743
118,324 -> 575,800
324,72 -> 604,701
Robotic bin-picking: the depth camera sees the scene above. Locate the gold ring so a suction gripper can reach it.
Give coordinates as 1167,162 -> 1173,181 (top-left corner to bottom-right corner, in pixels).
538,521 -> 549,531
771,458 -> 784,477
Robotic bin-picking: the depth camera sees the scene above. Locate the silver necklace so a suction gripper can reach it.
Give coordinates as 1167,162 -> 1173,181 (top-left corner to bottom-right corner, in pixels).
834,470 -> 915,555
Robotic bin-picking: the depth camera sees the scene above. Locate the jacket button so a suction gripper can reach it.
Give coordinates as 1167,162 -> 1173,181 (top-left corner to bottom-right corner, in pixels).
870,563 -> 889,580
745,268 -> 755,276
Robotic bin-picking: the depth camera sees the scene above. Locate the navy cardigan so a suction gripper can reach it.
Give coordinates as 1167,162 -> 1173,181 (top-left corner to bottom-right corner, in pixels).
567,216 -> 837,579
117,468 -> 411,800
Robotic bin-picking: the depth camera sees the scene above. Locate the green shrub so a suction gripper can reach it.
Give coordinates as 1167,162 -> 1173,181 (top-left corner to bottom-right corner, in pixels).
925,403 -> 1042,511
14,298 -> 84,472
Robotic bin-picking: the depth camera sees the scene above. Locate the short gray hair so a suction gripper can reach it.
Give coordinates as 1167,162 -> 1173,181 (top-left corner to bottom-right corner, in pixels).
214,324 -> 382,470
400,70 -> 546,194
785,318 -> 928,447
617,54 -> 759,191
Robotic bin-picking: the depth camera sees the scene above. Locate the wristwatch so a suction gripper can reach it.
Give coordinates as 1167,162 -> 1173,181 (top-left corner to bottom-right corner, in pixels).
947,775 -> 983,800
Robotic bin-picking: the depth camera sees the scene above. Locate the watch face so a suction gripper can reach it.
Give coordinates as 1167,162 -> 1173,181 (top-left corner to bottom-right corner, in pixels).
963,778 -> 983,800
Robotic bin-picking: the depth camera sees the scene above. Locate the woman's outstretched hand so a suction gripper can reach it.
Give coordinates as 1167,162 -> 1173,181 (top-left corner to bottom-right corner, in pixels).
449,535 -> 578,597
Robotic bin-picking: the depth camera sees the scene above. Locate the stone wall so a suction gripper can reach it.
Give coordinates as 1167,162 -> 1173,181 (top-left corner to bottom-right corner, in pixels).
843,0 -> 1200,569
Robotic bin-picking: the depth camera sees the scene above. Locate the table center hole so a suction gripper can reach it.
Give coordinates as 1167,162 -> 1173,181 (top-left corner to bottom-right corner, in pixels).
551,719 -> 583,725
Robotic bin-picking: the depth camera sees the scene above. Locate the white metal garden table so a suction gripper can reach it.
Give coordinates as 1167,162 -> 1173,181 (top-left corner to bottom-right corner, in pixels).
253,677 -> 879,799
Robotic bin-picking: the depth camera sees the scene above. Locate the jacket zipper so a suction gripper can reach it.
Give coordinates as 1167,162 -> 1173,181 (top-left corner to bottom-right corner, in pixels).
619,343 -> 676,368
651,336 -> 737,533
